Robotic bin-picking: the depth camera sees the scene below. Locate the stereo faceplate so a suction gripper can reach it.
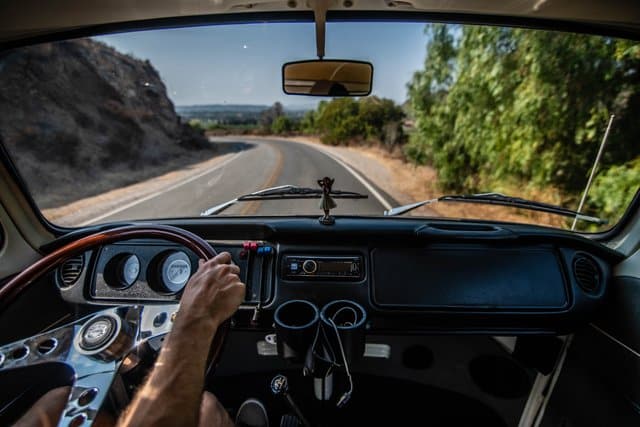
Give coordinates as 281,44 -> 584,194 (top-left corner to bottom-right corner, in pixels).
283,255 -> 362,280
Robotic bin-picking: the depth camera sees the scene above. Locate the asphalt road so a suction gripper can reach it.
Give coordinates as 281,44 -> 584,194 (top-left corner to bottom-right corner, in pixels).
92,138 -> 395,223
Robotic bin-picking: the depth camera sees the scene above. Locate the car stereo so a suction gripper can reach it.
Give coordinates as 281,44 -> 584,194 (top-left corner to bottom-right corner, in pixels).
283,255 -> 363,280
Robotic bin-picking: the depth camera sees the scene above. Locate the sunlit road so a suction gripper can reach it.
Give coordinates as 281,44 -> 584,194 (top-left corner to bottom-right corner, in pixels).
92,138 -> 396,223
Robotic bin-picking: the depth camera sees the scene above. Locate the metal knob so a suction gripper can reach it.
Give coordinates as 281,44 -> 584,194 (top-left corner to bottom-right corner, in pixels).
269,374 -> 311,427
302,260 -> 317,274
271,374 -> 289,395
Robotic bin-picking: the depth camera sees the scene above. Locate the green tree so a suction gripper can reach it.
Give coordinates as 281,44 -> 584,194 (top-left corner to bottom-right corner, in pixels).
271,115 -> 294,135
406,24 -> 640,197
260,102 -> 284,132
586,158 -> 640,224
310,97 -> 405,145
313,98 -> 364,144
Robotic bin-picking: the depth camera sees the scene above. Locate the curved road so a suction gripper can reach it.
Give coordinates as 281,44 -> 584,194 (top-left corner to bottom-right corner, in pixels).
93,138 -> 395,223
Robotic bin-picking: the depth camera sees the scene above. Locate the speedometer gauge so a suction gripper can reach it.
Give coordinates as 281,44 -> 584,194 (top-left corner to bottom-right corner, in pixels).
159,251 -> 192,294
121,254 -> 140,287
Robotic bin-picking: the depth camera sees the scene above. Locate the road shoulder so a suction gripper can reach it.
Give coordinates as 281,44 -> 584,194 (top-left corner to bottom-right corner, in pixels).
43,150 -> 240,226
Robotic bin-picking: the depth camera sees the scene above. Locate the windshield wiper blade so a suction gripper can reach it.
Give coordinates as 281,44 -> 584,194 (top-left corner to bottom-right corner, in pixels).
201,184 -> 368,216
384,192 -> 608,225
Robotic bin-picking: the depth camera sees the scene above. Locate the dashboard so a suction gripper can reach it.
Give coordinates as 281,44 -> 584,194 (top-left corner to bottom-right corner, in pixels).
52,217 -> 620,335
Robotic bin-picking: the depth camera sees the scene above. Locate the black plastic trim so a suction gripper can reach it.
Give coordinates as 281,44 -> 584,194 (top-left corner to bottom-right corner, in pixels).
38,217 -> 624,263
2,10 -> 639,52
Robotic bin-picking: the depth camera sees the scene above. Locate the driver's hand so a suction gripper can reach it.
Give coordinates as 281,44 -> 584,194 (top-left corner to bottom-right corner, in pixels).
176,252 -> 245,330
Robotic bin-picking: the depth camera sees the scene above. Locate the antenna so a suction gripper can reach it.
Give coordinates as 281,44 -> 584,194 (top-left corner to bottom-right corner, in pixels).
571,114 -> 615,230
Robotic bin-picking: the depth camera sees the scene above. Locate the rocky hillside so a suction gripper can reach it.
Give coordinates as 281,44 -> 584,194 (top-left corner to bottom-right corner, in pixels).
0,38 -> 210,209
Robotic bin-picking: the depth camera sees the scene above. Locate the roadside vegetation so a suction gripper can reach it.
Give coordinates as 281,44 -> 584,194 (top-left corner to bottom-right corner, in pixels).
405,24 -> 640,230
192,24 -> 639,230
184,24 -> 640,230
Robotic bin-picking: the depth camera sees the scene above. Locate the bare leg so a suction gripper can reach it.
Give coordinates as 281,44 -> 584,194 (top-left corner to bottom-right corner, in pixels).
198,391 -> 235,427
13,386 -> 71,427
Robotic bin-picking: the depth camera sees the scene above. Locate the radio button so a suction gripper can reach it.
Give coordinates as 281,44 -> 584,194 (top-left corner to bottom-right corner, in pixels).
302,260 -> 318,274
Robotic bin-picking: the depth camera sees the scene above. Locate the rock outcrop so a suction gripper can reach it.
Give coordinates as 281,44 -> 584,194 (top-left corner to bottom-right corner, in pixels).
0,38 -> 209,208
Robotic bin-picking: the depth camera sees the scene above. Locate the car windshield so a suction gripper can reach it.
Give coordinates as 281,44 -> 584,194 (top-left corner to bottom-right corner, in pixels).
1,22 -> 638,231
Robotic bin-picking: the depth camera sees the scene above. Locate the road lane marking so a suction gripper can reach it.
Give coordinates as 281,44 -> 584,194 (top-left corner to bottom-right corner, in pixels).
80,152 -> 243,226
239,141 -> 285,216
244,136 -> 394,211
310,144 -> 393,211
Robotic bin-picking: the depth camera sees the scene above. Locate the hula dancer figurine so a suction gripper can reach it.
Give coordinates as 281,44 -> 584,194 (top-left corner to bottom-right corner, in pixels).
318,177 -> 337,225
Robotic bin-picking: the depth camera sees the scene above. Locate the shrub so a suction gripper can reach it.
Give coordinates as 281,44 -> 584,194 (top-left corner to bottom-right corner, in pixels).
311,97 -> 405,146
586,158 -> 640,224
271,116 -> 294,135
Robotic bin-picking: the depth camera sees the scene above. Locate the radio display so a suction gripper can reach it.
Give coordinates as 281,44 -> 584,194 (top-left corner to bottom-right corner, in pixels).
317,260 -> 355,274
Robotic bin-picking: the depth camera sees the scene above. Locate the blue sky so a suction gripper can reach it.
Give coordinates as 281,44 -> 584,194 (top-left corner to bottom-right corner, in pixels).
96,22 -> 428,107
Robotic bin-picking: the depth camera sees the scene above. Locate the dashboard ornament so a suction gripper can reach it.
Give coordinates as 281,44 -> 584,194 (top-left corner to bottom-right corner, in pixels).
317,176 -> 337,225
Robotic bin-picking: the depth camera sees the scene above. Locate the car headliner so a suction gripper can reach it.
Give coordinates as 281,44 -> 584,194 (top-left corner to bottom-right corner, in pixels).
0,0 -> 639,47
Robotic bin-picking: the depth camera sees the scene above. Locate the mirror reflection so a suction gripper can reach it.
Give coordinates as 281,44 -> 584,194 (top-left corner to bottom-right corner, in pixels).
283,60 -> 373,96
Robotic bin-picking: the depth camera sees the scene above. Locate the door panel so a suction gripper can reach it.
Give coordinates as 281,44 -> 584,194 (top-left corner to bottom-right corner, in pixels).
541,262 -> 640,426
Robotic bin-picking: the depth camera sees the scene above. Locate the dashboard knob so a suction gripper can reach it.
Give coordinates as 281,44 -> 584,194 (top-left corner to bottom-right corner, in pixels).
302,260 -> 318,274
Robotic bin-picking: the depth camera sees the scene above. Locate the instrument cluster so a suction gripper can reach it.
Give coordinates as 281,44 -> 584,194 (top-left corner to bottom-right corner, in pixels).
81,240 -> 273,305
92,241 -> 198,301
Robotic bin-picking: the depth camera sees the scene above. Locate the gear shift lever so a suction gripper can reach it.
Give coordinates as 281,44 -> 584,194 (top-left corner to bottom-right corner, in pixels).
270,374 -> 312,427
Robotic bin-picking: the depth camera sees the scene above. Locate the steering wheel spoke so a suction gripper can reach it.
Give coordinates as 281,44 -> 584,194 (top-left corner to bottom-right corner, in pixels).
0,225 -> 226,426
0,303 -> 180,425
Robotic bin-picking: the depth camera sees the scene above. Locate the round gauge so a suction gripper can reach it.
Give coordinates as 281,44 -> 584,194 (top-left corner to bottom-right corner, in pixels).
159,251 -> 192,294
105,253 -> 139,289
121,254 -> 140,287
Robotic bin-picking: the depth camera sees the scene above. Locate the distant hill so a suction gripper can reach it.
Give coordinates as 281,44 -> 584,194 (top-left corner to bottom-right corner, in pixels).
0,38 -> 210,209
177,103 -> 313,125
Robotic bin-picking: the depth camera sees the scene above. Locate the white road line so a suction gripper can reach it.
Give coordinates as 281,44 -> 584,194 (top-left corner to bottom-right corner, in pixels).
309,144 -> 393,211
80,152 -> 243,226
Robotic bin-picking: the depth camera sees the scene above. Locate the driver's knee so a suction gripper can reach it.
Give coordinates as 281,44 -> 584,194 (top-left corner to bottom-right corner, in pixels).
13,386 -> 71,427
199,391 -> 234,427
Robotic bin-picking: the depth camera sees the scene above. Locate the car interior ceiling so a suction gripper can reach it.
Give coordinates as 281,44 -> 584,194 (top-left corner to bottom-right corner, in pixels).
1,8 -> 640,427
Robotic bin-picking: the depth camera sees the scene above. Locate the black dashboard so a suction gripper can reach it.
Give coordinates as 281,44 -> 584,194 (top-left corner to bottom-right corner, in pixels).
52,217 -> 620,335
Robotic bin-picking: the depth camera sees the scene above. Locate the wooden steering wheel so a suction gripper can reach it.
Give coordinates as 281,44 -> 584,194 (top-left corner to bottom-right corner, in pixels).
0,225 -> 229,426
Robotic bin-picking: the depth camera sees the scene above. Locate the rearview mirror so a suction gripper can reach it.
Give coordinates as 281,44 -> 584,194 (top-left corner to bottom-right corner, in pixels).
282,60 -> 373,97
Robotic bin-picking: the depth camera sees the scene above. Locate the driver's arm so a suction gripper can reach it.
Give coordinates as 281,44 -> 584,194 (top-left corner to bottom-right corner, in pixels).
117,252 -> 245,427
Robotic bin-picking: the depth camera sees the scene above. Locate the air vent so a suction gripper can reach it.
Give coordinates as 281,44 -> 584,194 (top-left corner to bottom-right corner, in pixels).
58,254 -> 85,288
572,254 -> 601,293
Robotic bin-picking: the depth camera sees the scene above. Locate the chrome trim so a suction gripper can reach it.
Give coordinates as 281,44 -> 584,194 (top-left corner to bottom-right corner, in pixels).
36,337 -> 58,355
0,304 -> 179,427
9,344 -> 29,361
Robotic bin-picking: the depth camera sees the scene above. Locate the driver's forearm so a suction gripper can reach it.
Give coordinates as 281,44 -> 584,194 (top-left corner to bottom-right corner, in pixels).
117,317 -> 218,427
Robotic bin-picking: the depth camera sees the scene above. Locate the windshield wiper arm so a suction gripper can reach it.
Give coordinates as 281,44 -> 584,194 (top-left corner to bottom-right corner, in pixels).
384,192 -> 607,225
201,184 -> 368,216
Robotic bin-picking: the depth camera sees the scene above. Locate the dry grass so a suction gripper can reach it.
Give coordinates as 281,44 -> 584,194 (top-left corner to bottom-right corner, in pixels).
289,136 -> 568,228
